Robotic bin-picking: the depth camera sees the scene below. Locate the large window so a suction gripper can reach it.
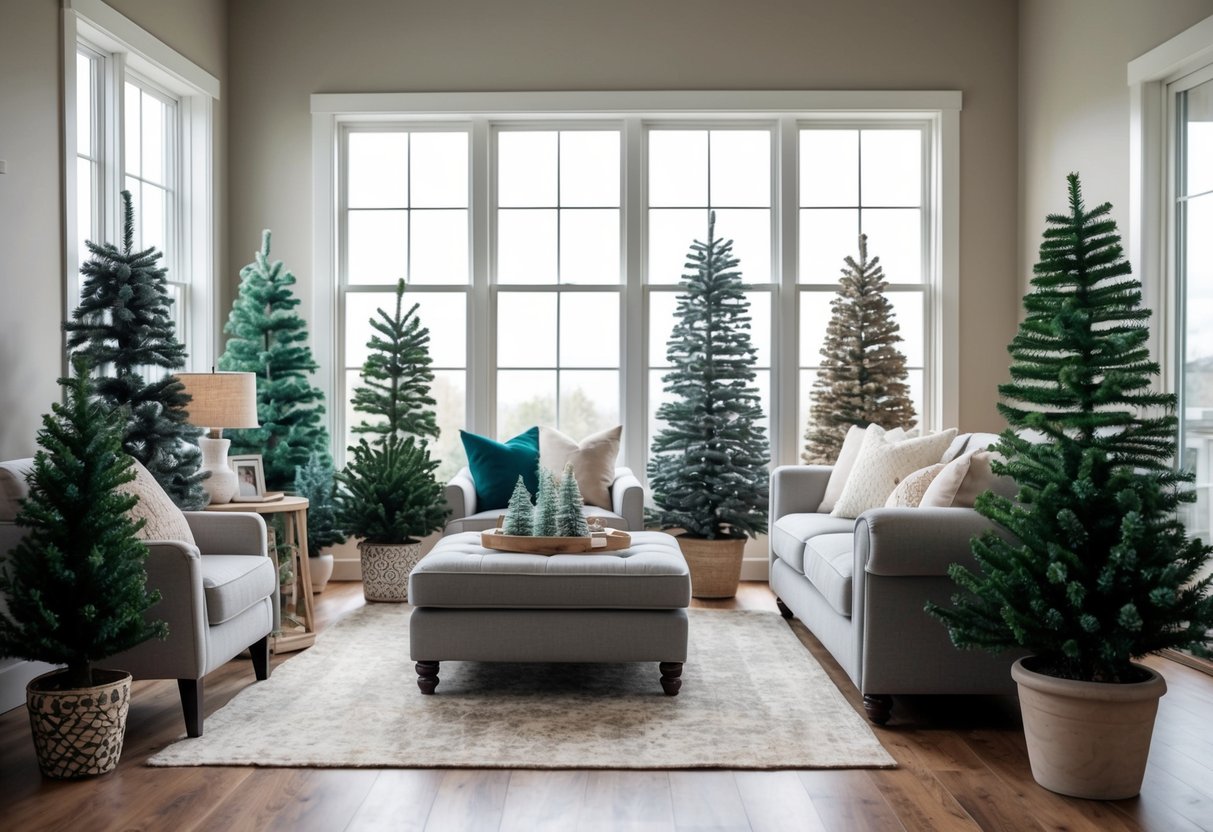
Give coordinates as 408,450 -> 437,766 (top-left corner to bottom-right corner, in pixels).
317,93 -> 960,482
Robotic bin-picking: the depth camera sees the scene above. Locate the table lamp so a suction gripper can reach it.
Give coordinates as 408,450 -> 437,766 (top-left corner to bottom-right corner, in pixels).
176,371 -> 260,505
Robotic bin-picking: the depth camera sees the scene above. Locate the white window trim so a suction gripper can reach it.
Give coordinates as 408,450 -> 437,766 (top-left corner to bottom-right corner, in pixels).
62,0 -> 219,369
312,91 -> 961,471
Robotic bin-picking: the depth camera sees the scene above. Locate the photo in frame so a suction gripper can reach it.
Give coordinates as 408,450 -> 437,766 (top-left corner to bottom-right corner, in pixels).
229,454 -> 267,502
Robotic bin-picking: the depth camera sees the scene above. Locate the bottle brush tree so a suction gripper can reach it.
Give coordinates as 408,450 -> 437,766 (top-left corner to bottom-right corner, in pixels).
503,476 -> 534,536
647,212 -> 770,540
293,451 -> 346,558
64,190 -> 206,509
0,358 -> 166,689
532,468 -> 559,536
928,173 -> 1213,683
555,462 -> 589,537
219,231 -> 329,491
802,233 -> 916,464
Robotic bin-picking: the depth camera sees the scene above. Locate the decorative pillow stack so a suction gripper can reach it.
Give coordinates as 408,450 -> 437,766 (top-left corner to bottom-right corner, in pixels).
829,426 -> 957,518
539,425 -> 621,510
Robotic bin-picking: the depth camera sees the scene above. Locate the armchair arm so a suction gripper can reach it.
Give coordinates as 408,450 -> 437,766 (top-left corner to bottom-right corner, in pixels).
769,465 -> 832,520
184,511 -> 267,557
114,540 -> 208,679
444,467 -> 477,522
854,507 -> 1003,577
610,467 -> 644,531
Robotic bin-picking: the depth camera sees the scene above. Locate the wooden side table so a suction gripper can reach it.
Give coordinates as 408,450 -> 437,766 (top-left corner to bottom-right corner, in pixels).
205,496 -> 315,653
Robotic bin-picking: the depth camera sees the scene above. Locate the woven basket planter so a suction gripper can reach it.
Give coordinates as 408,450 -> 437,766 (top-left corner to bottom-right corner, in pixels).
359,540 -> 423,602
675,535 -> 746,599
26,668 -> 131,779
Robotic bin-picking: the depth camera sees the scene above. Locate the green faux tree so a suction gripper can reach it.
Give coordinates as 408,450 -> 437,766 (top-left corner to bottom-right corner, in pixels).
219,231 -> 328,491
533,468 -> 559,536
647,212 -> 770,540
802,234 -> 916,464
64,190 -> 206,509
503,476 -> 534,536
351,279 -> 438,443
335,435 -> 447,544
929,174 -> 1213,683
293,451 -> 346,558
0,358 -> 166,689
555,463 -> 589,537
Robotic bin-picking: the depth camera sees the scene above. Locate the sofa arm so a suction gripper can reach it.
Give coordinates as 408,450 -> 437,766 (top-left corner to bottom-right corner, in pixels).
611,467 -> 644,531
444,467 -> 477,522
770,465 -> 831,520
854,507 -> 1002,577
184,512 -> 267,557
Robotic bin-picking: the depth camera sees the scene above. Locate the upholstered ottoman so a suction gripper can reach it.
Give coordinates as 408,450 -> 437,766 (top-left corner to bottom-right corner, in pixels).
408,531 -> 691,695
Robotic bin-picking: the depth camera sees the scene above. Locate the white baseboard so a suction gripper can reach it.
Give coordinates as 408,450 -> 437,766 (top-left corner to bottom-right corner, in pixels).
740,557 -> 770,582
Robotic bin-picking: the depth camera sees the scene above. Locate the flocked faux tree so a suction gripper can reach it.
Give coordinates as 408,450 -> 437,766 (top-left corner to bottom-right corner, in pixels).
802,234 -> 916,464
532,468 -> 559,536
647,212 -> 770,541
64,190 -> 206,509
219,231 -> 328,491
929,174 -> 1213,683
555,462 -> 589,537
503,476 -> 534,536
293,451 -> 346,558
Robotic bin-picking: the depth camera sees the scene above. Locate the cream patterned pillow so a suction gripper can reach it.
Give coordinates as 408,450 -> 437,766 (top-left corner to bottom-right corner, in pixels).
818,425 -> 905,513
884,463 -> 946,508
117,458 -> 196,545
830,428 -> 958,519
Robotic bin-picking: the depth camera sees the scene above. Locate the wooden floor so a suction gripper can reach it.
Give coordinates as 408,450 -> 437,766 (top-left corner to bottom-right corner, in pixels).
2,582 -> 1211,832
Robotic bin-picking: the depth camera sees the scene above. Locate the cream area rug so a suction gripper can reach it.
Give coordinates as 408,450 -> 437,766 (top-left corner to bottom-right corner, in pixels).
149,605 -> 895,770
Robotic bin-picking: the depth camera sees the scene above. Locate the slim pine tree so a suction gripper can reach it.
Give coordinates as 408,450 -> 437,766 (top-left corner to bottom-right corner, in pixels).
555,463 -> 589,537
334,434 -> 447,544
503,476 -> 535,536
532,468 -> 559,536
803,234 -> 916,464
64,190 -> 206,509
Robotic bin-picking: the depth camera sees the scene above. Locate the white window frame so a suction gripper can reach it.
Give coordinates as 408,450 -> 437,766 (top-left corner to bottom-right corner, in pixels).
62,0 -> 220,370
313,91 -> 961,473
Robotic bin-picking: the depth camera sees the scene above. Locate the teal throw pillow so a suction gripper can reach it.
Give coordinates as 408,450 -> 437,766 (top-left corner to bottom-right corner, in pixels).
460,427 -> 540,511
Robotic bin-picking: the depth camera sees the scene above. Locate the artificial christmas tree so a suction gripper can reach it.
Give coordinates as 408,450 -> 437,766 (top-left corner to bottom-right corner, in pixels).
532,467 -> 559,536
293,451 -> 346,591
802,234 -> 916,464
555,462 -> 589,537
929,174 -> 1213,799
219,231 -> 328,491
64,190 -> 206,509
502,476 -> 535,536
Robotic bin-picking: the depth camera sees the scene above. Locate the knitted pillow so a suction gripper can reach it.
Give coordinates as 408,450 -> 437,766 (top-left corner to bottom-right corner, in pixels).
830,428 -> 958,519
884,463 -> 946,508
818,425 -> 905,513
539,425 -> 621,510
117,458 -> 196,545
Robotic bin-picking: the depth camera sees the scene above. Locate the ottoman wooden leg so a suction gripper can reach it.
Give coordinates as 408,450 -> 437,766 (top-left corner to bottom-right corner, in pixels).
863,694 -> 893,725
659,662 -> 683,696
416,661 -> 440,695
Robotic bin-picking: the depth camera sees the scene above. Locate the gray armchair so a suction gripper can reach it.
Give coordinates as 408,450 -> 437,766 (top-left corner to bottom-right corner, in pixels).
443,466 -> 644,534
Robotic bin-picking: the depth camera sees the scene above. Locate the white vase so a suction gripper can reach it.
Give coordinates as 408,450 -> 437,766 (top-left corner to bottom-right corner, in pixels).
310,553 -> 335,594
198,436 -> 237,504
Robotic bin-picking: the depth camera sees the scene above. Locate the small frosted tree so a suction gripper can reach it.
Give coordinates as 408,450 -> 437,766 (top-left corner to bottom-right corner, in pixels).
502,477 -> 534,536
293,452 -> 346,558
556,463 -> 589,537
533,468 -> 559,536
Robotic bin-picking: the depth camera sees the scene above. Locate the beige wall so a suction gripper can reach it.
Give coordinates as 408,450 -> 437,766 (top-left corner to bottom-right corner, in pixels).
227,0 -> 1021,433
0,0 -> 225,460
1019,0 -> 1213,292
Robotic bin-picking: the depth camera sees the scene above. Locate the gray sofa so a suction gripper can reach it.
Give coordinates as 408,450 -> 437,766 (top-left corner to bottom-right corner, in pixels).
768,432 -> 1020,724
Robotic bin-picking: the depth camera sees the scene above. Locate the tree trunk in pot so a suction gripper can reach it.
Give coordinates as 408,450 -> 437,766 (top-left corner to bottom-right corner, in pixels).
359,540 -> 423,602
26,668 -> 131,779
1012,657 -> 1166,800
675,535 -> 745,599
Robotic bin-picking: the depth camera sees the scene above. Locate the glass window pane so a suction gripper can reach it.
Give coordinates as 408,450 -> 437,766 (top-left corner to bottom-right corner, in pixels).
907,369 -> 924,431
348,132 -> 407,209
560,131 -> 620,207
344,367 -> 382,440
744,291 -> 771,368
648,208 -> 708,285
410,210 -> 468,284
861,129 -> 921,207
800,129 -> 857,207
142,183 -> 166,255
124,176 -> 142,248
649,130 -> 707,207
649,290 -> 679,368
800,208 -> 858,283
76,157 -> 93,266
560,292 -> 620,367
1184,79 -> 1213,197
76,54 -> 92,156
345,290 -> 466,369
887,290 -> 925,367
710,130 -> 770,207
141,91 -> 165,186
862,208 -> 922,283
498,370 -> 556,440
497,209 -> 557,284
560,209 -> 619,284
347,209 -> 407,285
431,369 -> 468,483
124,83 -> 140,177
559,370 -> 620,438
412,131 -> 468,208
498,293 -> 556,367
799,368 -> 819,451
799,292 -> 833,367
649,368 -> 674,448
499,131 -> 556,207
712,208 -> 771,284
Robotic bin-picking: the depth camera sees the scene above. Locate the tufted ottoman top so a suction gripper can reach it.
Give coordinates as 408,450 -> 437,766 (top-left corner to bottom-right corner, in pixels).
408,531 -> 691,610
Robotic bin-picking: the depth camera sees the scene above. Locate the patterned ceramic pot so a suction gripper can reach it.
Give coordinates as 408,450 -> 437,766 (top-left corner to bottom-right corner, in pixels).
26,668 -> 131,779
359,540 -> 423,603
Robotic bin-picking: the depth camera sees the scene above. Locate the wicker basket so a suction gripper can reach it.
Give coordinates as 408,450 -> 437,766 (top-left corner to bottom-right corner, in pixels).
359,540 -> 423,602
26,669 -> 131,779
675,535 -> 746,599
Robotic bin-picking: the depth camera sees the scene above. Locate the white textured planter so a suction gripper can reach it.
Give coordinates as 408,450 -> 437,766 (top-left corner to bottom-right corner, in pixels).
309,553 -> 335,594
1012,657 -> 1166,800
358,540 -> 422,603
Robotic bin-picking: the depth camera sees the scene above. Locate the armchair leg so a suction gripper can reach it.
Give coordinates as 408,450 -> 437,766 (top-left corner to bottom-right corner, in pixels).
775,597 -> 794,620
863,694 -> 893,725
251,635 -> 270,681
178,678 -> 204,738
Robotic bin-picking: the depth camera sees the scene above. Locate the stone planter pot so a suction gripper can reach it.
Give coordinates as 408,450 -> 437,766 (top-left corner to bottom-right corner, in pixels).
359,540 -> 423,603
675,535 -> 746,599
1012,657 -> 1167,800
310,552 -> 335,594
26,668 -> 131,779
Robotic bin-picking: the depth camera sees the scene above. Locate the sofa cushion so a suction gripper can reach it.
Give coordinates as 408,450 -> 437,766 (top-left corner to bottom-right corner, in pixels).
119,459 -> 197,546
539,425 -> 621,510
920,450 -> 1017,508
201,555 -> 277,626
885,463 -> 946,508
770,512 -> 855,574
804,532 -> 855,617
445,505 -> 626,535
830,427 -> 957,519
461,427 -> 540,511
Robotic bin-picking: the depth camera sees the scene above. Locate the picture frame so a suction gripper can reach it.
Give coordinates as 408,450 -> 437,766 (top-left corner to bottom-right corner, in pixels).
229,454 -> 267,502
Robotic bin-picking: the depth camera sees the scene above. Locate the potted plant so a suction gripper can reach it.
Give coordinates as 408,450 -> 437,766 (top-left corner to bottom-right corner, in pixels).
0,359 -> 166,778
293,451 -> 345,593
647,212 -> 770,598
929,174 -> 1213,800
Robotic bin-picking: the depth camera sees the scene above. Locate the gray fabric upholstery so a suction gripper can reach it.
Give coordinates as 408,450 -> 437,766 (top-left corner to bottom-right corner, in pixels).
804,532 -> 854,617
410,531 -> 690,609
770,465 -> 831,518
201,555 -> 278,625
770,556 -> 858,681
442,466 -> 477,525
610,467 -> 644,531
770,513 -> 855,573
444,505 -> 627,535
854,507 -> 1006,577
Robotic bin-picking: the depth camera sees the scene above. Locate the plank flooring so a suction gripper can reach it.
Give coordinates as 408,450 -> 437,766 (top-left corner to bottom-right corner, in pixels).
1,581 -> 1211,831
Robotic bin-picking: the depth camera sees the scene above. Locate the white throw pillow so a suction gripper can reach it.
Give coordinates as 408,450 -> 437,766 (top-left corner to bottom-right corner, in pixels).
830,428 -> 958,519
884,463 -> 946,508
920,449 -> 1017,508
539,425 -> 621,510
817,425 -> 905,513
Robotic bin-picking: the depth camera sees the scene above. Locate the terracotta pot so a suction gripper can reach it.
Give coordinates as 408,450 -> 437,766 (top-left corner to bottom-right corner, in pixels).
675,535 -> 746,599
26,668 -> 131,779
310,552 -> 335,594
359,540 -> 423,603
1012,657 -> 1166,800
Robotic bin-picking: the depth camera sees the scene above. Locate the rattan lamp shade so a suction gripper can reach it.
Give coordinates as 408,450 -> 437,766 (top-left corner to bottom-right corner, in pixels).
176,372 -> 259,429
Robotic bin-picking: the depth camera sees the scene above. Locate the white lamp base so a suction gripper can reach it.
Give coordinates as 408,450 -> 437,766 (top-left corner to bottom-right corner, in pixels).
199,436 -> 238,505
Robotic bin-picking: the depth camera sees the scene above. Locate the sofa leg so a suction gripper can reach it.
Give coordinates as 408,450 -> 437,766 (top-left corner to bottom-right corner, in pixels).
659,662 -> 683,696
416,661 -> 440,694
178,678 -> 204,738
863,694 -> 893,725
251,635 -> 270,681
775,597 -> 794,620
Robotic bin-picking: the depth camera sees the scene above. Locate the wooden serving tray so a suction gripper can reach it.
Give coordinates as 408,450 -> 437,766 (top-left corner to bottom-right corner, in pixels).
481,528 -> 632,555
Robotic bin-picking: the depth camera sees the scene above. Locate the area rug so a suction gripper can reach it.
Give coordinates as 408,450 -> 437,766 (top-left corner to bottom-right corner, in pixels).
148,605 -> 895,770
